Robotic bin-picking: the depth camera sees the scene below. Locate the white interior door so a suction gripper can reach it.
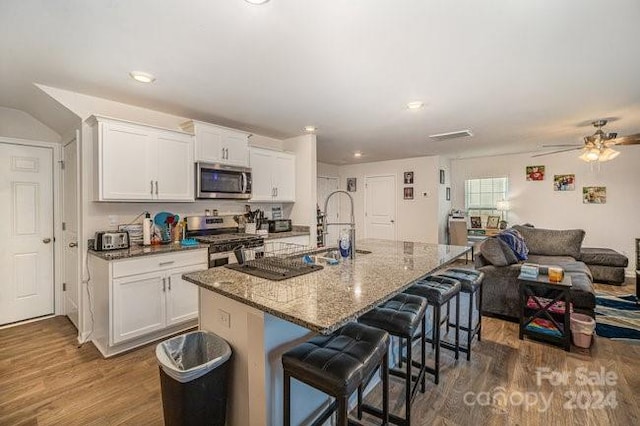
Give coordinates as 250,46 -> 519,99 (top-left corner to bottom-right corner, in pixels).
0,143 -> 54,325
365,175 -> 396,240
63,137 -> 80,328
317,176 -> 340,246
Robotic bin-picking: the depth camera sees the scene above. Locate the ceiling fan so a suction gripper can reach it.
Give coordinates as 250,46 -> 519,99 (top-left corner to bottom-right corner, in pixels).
533,120 -> 640,162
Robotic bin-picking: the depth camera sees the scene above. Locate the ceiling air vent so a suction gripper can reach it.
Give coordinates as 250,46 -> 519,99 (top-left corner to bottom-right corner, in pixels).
428,130 -> 473,141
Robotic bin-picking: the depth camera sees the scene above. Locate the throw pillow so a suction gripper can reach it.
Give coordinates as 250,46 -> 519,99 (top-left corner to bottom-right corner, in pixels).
497,228 -> 529,261
479,238 -> 510,266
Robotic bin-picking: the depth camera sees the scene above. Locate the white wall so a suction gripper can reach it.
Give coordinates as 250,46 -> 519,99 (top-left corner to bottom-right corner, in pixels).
283,134 -> 317,238
337,156 -> 441,243
451,148 -> 640,274
0,106 -> 61,142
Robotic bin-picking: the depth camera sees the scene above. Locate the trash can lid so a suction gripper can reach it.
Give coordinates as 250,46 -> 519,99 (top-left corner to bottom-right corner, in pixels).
156,330 -> 232,383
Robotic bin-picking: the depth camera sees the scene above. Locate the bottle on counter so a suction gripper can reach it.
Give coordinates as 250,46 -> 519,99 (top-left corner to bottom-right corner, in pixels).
143,212 -> 152,246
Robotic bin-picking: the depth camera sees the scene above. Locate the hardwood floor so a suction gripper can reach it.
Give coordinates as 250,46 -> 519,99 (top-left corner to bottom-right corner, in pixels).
1,279 -> 639,425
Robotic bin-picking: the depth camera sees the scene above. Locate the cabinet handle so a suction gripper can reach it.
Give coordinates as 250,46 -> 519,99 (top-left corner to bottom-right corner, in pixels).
168,276 -> 172,291
150,180 -> 154,195
159,261 -> 175,266
162,277 -> 166,292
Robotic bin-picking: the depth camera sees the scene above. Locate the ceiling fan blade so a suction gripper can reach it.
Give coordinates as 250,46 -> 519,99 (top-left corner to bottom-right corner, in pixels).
610,133 -> 640,145
542,144 -> 582,148
532,147 -> 583,157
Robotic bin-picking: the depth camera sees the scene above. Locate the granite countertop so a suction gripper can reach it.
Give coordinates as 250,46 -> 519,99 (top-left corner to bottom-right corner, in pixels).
89,242 -> 208,261
183,239 -> 470,334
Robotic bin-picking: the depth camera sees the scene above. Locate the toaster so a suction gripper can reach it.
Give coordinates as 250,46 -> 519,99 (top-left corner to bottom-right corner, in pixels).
93,231 -> 130,251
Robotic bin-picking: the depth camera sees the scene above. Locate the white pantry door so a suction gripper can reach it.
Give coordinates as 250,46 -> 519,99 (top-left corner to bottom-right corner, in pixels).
63,138 -> 80,328
0,143 -> 54,325
364,175 -> 397,240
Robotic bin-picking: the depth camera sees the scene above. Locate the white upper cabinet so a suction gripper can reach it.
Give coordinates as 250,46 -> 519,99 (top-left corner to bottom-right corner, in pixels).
89,116 -> 194,202
249,147 -> 296,202
181,120 -> 250,167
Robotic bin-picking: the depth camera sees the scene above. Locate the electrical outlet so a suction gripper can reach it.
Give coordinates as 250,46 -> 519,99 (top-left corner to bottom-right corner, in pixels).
218,309 -> 231,328
108,215 -> 118,226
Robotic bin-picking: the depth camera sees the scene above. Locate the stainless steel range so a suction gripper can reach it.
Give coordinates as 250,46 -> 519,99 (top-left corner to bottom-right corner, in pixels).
185,215 -> 264,268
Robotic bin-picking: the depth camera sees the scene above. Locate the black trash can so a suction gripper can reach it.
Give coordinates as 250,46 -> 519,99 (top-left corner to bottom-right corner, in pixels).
156,331 -> 232,426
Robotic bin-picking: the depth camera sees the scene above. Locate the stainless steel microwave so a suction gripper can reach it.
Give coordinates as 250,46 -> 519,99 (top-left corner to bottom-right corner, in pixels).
196,162 -> 252,199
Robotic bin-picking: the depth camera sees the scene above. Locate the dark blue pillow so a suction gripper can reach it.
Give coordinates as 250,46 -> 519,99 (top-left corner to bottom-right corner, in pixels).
497,228 -> 529,261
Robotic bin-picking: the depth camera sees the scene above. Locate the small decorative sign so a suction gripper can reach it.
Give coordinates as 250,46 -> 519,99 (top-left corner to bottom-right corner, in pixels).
526,165 -> 545,181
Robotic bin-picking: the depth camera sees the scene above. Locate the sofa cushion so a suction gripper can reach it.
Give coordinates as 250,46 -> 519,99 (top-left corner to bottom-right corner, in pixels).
513,225 -> 585,259
479,238 -> 519,266
578,248 -> 629,267
497,228 -> 529,261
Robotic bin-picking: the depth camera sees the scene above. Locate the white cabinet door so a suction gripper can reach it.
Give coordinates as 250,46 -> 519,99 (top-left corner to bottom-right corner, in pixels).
156,132 -> 194,201
100,122 -> 155,200
273,152 -> 295,202
165,264 -> 206,326
223,132 -> 249,167
249,148 -> 275,201
195,124 -> 223,163
112,272 -> 165,344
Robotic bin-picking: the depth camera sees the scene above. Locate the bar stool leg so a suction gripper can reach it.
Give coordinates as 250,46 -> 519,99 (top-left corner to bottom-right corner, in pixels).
337,395 -> 349,426
284,371 -> 291,426
478,286 -> 483,342
455,294 -> 460,360
467,290 -> 473,361
434,304 -> 441,385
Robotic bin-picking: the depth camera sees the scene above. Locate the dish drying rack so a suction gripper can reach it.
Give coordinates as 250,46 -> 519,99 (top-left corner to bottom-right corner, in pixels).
225,241 -> 323,281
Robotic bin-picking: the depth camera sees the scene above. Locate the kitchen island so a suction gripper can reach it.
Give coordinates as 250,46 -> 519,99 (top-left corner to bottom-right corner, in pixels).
183,239 -> 470,425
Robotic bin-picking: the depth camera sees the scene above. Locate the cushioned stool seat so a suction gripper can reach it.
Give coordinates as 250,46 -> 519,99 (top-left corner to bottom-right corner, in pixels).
282,322 -> 390,425
359,293 -> 427,425
436,268 -> 484,361
404,276 -> 461,384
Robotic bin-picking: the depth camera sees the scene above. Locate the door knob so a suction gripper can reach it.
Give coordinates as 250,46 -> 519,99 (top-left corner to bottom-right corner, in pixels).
43,238 -> 52,244
69,242 -> 78,248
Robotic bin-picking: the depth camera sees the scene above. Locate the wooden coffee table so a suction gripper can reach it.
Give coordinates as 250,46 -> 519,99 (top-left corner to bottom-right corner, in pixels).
518,274 -> 573,352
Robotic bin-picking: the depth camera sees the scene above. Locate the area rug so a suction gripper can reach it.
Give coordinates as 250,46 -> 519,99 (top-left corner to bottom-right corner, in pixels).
594,292 -> 640,343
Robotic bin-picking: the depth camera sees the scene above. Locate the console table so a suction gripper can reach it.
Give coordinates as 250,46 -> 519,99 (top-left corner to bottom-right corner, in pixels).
519,274 -> 573,352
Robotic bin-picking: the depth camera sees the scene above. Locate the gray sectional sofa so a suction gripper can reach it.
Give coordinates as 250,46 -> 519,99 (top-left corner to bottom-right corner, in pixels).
475,225 -> 596,320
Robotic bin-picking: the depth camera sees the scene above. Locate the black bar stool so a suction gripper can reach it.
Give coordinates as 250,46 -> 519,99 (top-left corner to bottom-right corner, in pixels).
282,322 -> 390,426
404,276 -> 461,384
358,293 -> 427,425
436,268 -> 484,361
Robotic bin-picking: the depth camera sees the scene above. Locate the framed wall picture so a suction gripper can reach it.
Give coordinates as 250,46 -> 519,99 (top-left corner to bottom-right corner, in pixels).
439,169 -> 445,184
583,186 -> 606,204
404,171 -> 414,185
486,215 -> 500,229
446,187 -> 451,201
470,216 -> 482,229
554,174 -> 575,191
346,177 -> 357,192
403,187 -> 414,200
526,165 -> 545,181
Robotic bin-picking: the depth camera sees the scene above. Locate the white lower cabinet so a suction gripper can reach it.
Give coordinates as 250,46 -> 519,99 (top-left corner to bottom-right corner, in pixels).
91,249 -> 208,357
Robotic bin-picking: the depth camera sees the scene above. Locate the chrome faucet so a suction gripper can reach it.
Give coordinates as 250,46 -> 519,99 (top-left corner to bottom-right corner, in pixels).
323,190 -> 356,259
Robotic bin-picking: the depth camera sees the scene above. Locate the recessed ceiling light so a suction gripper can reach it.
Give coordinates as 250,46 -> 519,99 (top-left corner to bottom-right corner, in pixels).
406,101 -> 424,110
304,125 -> 317,133
354,152 -> 362,158
129,71 -> 156,83
245,0 -> 270,4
